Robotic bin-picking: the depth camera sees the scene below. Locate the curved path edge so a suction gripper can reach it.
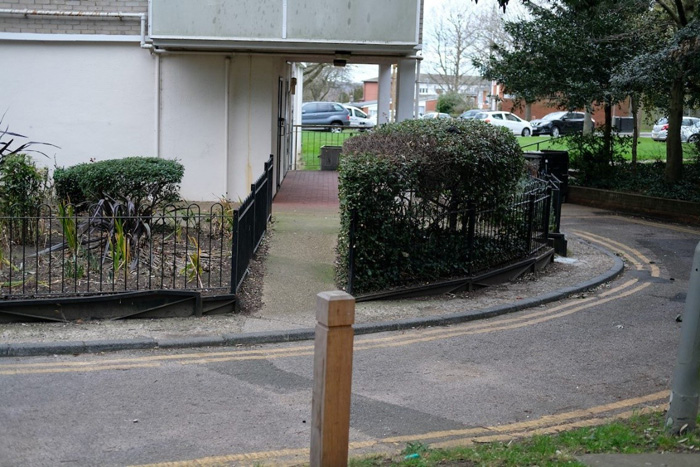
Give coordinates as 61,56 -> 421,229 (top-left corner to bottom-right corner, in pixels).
0,244 -> 624,358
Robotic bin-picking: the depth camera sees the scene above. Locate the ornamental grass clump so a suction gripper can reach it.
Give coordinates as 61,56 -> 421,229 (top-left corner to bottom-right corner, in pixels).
338,118 -> 526,294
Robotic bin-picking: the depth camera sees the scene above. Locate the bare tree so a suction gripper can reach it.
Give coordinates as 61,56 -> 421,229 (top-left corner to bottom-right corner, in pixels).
428,5 -> 481,93
302,63 -> 351,101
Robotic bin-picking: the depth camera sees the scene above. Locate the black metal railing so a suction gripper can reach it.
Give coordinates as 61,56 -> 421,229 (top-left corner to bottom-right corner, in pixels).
347,178 -> 560,294
230,156 -> 273,293
0,203 -> 234,298
0,156 -> 274,299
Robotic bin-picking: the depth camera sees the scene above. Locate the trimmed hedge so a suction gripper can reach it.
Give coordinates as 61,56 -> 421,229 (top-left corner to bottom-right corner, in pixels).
338,118 -> 527,293
54,157 -> 184,211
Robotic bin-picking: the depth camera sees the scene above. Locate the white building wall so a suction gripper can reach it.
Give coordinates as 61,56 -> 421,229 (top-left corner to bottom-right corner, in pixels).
0,40 -> 287,201
159,54 -> 227,201
0,41 -> 155,169
227,55 -> 286,200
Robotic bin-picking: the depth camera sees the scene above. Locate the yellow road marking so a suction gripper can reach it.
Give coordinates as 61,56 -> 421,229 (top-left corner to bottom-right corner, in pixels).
572,230 -> 644,271
1,268 -> 646,374
572,230 -> 660,277
432,405 -> 664,449
563,214 -> 700,235
132,392 -> 669,467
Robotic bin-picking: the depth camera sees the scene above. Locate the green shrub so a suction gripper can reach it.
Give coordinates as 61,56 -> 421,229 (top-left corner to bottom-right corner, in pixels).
54,157 -> 184,214
0,153 -> 48,218
338,118 -> 527,293
565,131 -> 630,184
436,91 -> 467,115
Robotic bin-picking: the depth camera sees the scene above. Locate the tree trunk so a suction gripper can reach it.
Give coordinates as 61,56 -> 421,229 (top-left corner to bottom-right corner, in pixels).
603,100 -> 613,164
666,78 -> 685,184
631,94 -> 639,173
525,102 -> 532,121
583,107 -> 594,135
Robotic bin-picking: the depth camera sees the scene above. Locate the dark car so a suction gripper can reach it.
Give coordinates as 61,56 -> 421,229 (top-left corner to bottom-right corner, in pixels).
301,102 -> 351,132
530,111 -> 592,137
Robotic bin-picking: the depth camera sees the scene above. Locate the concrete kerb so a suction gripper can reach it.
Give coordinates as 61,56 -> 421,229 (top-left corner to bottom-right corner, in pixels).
0,243 -> 624,358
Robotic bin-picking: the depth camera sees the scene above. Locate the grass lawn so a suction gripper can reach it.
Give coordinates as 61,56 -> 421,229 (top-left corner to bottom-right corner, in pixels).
296,132 -> 697,171
350,411 -> 700,466
518,136 -> 697,162
298,129 -> 360,170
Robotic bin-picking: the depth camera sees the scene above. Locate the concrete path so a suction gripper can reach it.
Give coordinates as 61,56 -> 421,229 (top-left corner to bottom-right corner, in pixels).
252,171 -> 340,331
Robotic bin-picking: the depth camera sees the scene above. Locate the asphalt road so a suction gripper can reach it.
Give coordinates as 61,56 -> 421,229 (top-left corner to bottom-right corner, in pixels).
1,204 -> 698,466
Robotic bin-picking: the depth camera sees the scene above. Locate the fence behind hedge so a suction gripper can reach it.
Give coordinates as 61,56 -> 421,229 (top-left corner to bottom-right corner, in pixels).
346,177 -> 559,295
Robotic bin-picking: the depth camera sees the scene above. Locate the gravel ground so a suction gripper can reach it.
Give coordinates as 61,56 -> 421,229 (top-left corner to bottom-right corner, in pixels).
0,236 -> 614,345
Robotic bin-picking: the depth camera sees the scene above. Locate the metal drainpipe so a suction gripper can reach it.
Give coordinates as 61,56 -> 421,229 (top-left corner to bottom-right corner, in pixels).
414,58 -> 421,119
155,53 -> 161,158
224,57 -> 232,199
0,9 -> 151,49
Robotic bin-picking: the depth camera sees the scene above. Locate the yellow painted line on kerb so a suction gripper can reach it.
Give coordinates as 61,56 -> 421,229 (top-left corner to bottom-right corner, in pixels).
131,391 -> 669,467
0,257 -> 647,375
567,215 -> 700,236
572,230 -> 660,277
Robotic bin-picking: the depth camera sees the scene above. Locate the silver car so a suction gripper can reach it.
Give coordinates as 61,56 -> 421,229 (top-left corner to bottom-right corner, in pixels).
651,117 -> 700,142
682,120 -> 700,143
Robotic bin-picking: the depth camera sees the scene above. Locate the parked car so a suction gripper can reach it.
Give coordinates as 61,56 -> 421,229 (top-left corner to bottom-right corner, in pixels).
459,109 -> 481,120
530,111 -> 593,137
651,117 -> 668,141
422,112 -> 451,119
343,105 -> 375,130
682,120 -> 700,143
301,101 -> 351,132
473,111 -> 532,136
652,117 -> 700,142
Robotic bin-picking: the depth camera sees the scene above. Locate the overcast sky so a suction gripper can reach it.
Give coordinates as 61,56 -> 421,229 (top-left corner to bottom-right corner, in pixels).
350,0 -> 499,81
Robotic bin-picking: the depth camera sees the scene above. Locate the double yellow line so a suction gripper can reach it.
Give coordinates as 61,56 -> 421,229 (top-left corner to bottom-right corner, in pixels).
133,391 -> 669,466
0,231 -> 656,376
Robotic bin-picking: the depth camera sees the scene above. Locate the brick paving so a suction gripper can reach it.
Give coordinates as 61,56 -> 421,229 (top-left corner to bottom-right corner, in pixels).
272,170 -> 339,212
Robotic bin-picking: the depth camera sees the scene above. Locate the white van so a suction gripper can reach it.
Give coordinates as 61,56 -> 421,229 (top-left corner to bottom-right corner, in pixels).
343,105 -> 376,130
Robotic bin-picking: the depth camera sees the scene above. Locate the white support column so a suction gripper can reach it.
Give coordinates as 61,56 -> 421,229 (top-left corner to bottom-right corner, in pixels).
377,64 -> 392,124
395,59 -> 416,122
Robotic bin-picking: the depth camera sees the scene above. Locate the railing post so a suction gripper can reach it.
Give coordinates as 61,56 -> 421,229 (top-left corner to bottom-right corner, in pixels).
467,201 -> 476,275
230,209 -> 240,294
267,155 -> 273,221
526,193 -> 536,253
542,187 -> 552,241
311,291 -> 355,467
666,241 -> 700,434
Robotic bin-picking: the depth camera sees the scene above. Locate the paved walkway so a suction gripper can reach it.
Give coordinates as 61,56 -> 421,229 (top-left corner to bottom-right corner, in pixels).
252,171 -> 341,331
271,169 -> 340,211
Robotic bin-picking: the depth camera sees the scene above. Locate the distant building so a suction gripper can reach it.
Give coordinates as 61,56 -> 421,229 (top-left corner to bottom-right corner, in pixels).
359,73 -> 490,118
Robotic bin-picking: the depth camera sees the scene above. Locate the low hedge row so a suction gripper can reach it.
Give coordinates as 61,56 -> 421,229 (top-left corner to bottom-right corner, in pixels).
54,157 -> 184,212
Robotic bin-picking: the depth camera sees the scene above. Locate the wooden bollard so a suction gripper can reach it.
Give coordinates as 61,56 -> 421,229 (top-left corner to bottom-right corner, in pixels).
310,291 -> 355,467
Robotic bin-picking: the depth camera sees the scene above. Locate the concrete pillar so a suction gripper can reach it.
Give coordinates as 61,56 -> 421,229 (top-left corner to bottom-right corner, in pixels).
377,64 -> 392,124
395,59 -> 417,122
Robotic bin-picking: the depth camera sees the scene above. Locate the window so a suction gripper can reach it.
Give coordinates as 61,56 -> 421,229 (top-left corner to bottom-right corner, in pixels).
332,103 -> 345,111
492,113 -> 504,120
505,113 -> 520,121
